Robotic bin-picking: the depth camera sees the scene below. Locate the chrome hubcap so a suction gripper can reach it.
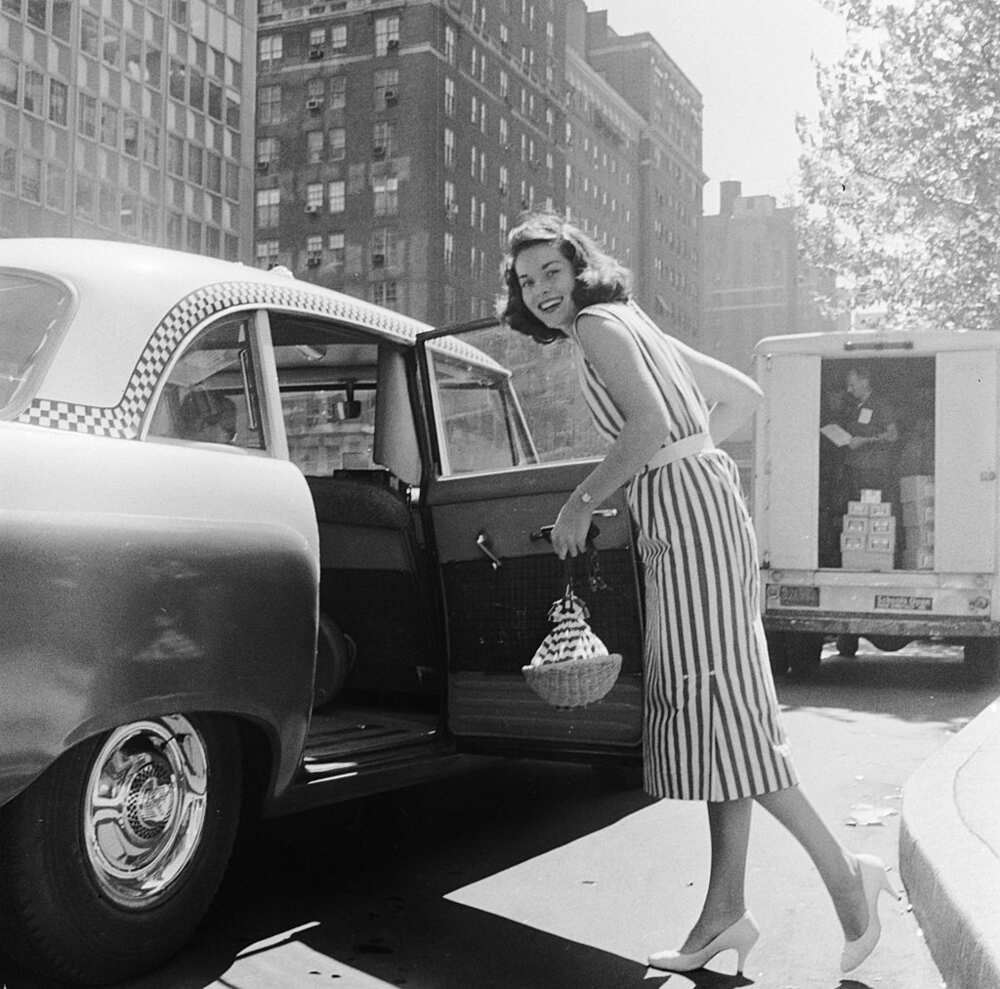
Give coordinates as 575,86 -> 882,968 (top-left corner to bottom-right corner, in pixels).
83,715 -> 208,908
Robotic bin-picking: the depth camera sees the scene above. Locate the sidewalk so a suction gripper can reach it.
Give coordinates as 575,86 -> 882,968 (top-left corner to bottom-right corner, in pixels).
900,695 -> 1000,989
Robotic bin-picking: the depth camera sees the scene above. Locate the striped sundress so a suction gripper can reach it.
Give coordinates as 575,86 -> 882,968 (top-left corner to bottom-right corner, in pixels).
569,301 -> 798,801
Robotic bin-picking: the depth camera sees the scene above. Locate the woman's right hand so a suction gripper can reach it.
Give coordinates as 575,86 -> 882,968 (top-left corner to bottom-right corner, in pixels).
550,500 -> 593,560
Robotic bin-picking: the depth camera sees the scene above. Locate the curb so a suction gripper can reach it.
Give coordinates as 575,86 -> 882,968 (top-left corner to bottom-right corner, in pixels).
899,697 -> 1000,989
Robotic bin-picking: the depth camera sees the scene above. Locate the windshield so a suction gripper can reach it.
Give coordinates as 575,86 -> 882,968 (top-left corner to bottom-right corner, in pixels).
0,271 -> 73,416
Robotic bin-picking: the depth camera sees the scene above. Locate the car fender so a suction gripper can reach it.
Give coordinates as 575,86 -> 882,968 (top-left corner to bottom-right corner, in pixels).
0,422 -> 319,809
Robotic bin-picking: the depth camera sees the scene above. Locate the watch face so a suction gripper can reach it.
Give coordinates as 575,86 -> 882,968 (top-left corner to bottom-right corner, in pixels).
581,492 -> 592,504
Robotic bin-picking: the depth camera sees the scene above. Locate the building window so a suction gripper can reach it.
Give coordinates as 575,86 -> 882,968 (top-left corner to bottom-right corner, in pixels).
317,233 -> 341,272
48,79 -> 68,126
443,230 -> 453,270
306,234 -> 323,265
307,77 -> 324,100
374,69 -> 398,110
257,136 -> 279,167
499,70 -> 508,101
80,10 -> 100,58
470,145 -> 477,179
255,239 -> 280,269
0,55 -> 18,104
444,24 -> 455,64
329,75 -> 346,109
23,70 -> 44,116
498,211 -> 508,248
258,85 -> 282,125
498,164 -> 508,197
258,35 -> 282,70
371,281 -> 398,308
371,228 -> 395,267
306,182 -> 323,210
309,28 -> 325,47
123,114 -> 139,157
375,16 -> 399,57
372,121 -> 394,157
100,104 -> 119,147
187,145 -> 203,184
256,187 -> 280,227
499,116 -> 508,147
499,24 -> 508,49
444,76 -> 454,116
78,93 -> 97,138
444,179 -> 455,218
373,176 -> 398,216
143,121 -> 160,165
330,24 -> 347,50
470,94 -> 478,126
443,128 -> 454,168
305,130 -> 323,164
20,154 -> 41,202
329,126 -> 345,161
328,179 -> 345,213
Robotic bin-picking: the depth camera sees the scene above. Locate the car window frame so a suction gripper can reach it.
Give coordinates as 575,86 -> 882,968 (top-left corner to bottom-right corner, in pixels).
141,307 -> 280,456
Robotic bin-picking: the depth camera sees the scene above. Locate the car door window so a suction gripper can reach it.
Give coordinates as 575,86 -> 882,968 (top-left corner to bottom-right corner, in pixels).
425,324 -> 609,476
147,316 -> 265,450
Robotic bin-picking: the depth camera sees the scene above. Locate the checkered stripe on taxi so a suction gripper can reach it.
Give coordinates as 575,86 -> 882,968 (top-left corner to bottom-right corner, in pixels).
17,280 -> 421,438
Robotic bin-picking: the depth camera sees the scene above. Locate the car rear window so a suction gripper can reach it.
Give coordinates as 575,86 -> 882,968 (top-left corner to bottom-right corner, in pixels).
0,270 -> 73,416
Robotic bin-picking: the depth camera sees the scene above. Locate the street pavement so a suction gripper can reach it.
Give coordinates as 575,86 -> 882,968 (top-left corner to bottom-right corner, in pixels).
2,639 -> 990,989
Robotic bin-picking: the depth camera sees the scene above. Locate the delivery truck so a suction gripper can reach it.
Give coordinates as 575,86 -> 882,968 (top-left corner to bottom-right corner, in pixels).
752,327 -> 1000,682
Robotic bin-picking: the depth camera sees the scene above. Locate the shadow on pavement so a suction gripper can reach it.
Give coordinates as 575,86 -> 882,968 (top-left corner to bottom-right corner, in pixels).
2,760 -> 655,988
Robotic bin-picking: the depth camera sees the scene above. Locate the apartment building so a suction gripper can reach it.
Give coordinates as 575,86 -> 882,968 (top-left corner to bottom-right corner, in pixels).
255,0 -> 704,339
702,179 -> 841,375
0,0 -> 257,258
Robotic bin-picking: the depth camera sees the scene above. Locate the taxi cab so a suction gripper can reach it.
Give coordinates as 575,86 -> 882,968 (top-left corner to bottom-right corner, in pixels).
0,239 -> 646,985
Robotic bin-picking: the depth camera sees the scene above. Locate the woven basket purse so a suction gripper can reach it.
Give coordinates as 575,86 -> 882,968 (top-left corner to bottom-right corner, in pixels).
521,559 -> 622,709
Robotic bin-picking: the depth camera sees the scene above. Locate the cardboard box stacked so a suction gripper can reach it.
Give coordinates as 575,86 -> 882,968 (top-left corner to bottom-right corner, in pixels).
900,475 -> 934,570
841,489 -> 895,570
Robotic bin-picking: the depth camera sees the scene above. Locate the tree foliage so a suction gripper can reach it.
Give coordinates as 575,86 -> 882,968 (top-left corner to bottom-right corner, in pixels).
797,0 -> 1000,330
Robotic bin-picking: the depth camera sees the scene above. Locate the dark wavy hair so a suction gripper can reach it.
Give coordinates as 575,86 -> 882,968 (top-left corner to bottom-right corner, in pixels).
497,212 -> 632,343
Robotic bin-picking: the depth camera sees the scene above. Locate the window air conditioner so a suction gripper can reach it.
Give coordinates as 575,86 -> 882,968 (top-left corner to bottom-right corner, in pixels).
256,159 -> 270,172
387,38 -> 400,51
372,145 -> 386,159
306,256 -> 321,267
304,203 -> 320,215
383,88 -> 398,105
309,48 -> 324,60
306,98 -> 323,110
371,252 -> 386,267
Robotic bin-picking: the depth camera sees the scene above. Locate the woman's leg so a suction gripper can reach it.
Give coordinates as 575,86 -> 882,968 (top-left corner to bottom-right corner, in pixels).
682,797 -> 753,951
755,785 -> 867,939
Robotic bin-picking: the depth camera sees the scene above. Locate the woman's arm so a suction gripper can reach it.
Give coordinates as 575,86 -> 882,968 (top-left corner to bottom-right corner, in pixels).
670,336 -> 763,444
550,312 -> 672,558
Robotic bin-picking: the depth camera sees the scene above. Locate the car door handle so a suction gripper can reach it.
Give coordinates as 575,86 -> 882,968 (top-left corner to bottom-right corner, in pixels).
528,508 -> 617,543
476,530 -> 502,571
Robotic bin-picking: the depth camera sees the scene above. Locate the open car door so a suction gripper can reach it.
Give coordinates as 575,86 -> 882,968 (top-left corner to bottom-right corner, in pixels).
417,320 -> 644,763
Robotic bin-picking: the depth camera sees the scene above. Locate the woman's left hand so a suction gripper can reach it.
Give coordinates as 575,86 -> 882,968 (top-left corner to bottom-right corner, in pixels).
550,501 -> 593,559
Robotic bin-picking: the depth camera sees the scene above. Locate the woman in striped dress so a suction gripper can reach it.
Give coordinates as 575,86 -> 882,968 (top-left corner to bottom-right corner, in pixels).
500,213 -> 895,976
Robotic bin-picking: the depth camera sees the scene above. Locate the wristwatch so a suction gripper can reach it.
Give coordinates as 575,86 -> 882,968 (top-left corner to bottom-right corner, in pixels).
579,491 -> 593,505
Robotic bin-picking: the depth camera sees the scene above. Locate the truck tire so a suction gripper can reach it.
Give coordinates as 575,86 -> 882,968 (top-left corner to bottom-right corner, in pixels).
867,635 -> 910,653
836,634 -> 859,657
785,632 -> 824,677
0,713 -> 241,985
765,631 -> 789,676
964,639 -> 1000,685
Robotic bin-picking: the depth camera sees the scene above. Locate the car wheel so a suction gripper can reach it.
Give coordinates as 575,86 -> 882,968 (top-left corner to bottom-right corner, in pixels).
964,639 -> 1000,685
836,634 -> 859,658
0,713 -> 241,986
785,632 -> 824,677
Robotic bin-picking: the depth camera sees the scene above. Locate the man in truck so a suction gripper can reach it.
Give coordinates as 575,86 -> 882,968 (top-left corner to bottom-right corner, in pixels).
844,364 -> 900,506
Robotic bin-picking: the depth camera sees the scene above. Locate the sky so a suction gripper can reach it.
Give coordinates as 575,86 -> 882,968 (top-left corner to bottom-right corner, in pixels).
593,0 -> 847,214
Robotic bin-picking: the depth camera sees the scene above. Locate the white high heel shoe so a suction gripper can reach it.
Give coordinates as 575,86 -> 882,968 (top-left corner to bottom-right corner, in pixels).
648,912 -> 759,974
841,854 -> 899,973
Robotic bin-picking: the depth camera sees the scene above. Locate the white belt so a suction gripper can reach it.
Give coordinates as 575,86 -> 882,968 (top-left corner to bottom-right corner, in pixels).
644,432 -> 715,472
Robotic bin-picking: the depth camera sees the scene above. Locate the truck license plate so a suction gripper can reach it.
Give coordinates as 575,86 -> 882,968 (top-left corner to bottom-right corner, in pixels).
778,585 -> 820,607
874,594 -> 933,611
